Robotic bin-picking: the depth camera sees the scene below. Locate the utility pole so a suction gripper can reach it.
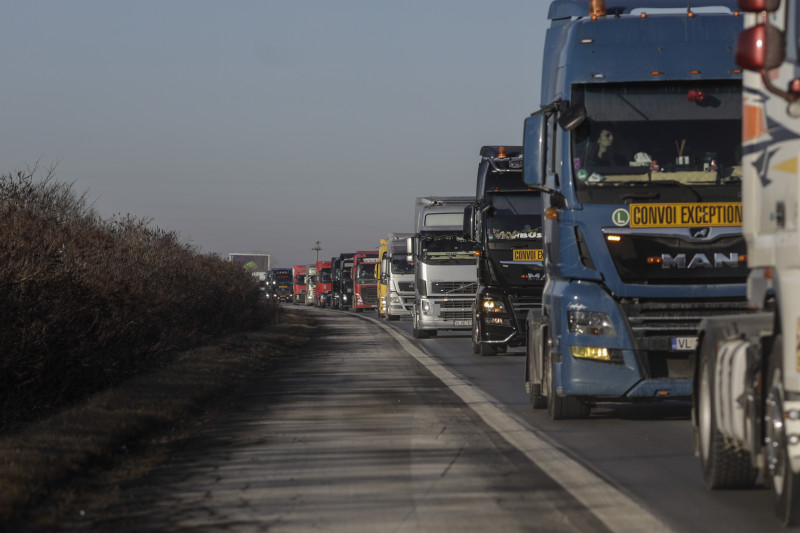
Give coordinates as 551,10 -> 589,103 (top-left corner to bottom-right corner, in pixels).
312,241 -> 321,263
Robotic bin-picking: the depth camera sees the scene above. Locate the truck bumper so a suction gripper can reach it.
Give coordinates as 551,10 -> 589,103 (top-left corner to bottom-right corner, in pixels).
386,291 -> 413,318
418,296 -> 473,331
555,350 -> 692,400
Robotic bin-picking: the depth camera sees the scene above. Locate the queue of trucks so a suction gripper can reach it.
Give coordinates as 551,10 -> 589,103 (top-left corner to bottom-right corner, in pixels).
261,0 -> 799,523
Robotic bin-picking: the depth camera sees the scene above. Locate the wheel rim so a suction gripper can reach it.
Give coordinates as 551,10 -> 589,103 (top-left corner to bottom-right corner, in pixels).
699,359 -> 713,463
766,374 -> 787,496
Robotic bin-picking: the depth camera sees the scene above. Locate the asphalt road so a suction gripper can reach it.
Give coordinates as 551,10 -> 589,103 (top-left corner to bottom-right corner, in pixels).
68,307 -> 799,531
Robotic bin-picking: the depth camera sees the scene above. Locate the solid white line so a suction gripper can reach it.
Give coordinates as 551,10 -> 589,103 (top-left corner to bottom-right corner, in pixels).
366,316 -> 674,533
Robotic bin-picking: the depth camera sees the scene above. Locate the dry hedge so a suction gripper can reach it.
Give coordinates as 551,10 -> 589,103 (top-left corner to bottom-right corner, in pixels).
0,168 -> 277,429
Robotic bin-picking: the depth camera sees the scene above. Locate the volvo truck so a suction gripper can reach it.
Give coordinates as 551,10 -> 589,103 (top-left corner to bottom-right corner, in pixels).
381,232 -> 415,321
523,0 -> 748,419
692,1 -> 800,525
410,197 -> 478,338
464,146 -> 546,356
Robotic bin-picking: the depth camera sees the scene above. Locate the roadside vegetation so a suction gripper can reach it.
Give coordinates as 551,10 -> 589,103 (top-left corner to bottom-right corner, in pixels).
0,166 -> 277,431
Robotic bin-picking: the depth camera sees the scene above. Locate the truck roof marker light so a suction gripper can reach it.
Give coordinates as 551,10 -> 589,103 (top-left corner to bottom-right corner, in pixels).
640,12 -> 647,19
656,390 -> 670,397
690,70 -> 701,75
589,0 -> 606,18
647,256 -> 663,265
545,207 -> 558,220
651,71 -> 664,76
581,38 -> 594,44
591,73 -> 606,79
498,146 -> 507,159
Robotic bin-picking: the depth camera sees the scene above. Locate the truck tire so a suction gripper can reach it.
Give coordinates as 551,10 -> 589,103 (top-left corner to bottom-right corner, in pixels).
696,336 -> 757,489
526,337 -> 547,410
479,343 -> 498,357
412,312 -> 429,339
546,350 -> 590,420
765,339 -> 800,526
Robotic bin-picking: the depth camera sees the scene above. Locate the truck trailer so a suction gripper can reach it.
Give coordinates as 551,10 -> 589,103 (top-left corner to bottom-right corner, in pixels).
523,0 -> 748,419
410,196 -> 478,338
692,0 -> 800,525
464,146 -> 545,356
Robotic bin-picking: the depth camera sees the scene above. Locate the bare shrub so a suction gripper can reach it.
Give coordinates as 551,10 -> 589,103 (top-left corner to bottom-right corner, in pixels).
0,167 -> 277,429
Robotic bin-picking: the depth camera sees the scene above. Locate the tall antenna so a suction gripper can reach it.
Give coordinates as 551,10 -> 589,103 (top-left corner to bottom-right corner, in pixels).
312,241 -> 322,263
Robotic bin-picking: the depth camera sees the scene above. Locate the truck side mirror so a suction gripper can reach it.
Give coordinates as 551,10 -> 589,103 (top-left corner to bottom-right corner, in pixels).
736,23 -> 786,72
558,103 -> 586,131
523,114 -> 545,186
462,205 -> 475,240
738,0 -> 780,11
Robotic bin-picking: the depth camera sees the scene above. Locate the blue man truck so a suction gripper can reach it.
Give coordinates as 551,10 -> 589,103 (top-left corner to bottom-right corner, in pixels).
464,146 -> 546,356
523,0 -> 748,419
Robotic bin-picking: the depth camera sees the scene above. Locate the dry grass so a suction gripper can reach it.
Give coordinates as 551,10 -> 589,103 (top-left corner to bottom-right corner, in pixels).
0,308 -> 316,529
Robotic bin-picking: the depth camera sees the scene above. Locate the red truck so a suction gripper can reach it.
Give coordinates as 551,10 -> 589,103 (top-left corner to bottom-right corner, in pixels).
292,265 -> 307,305
351,251 -> 379,312
315,260 -> 333,307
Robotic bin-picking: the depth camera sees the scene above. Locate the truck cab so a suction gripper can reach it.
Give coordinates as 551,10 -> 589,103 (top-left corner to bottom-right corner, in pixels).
465,146 -> 545,356
304,265 -> 317,307
315,260 -> 333,307
352,251 -> 379,312
410,196 -> 478,338
333,253 -> 355,310
270,267 -> 293,303
523,0 -> 748,418
292,265 -> 307,304
381,232 -> 415,321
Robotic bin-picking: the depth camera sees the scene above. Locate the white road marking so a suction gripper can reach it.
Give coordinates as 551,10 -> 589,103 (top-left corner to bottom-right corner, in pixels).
367,316 -> 674,533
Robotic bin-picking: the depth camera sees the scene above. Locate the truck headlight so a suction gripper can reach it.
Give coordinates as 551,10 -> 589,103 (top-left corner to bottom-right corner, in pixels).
421,299 -> 432,315
481,296 -> 506,314
568,311 -> 616,336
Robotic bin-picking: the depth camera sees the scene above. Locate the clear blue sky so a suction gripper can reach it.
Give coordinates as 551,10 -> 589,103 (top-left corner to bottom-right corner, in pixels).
1,1 -> 550,268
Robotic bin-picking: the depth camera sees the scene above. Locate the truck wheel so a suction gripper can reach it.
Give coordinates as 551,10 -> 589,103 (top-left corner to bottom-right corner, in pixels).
766,341 -> 800,526
412,312 -> 429,339
480,343 -> 498,357
696,337 -> 757,489
546,350 -> 589,420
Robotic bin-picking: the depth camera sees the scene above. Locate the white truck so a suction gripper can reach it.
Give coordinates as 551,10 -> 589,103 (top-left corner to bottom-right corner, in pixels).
692,1 -> 800,525
409,197 -> 478,338
381,232 -> 415,321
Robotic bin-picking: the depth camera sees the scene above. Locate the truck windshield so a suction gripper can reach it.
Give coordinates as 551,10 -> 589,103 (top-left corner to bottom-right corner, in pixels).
570,81 -> 741,204
356,263 -> 377,281
294,275 -> 305,285
420,236 -> 477,264
319,268 -> 332,283
486,193 -> 543,241
390,257 -> 413,274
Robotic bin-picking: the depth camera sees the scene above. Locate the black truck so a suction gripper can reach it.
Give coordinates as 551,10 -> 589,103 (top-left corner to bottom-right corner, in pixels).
332,252 -> 355,310
463,146 -> 546,355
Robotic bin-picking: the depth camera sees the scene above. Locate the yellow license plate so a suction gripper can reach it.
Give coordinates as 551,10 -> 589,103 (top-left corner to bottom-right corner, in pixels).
513,249 -> 543,261
629,202 -> 741,228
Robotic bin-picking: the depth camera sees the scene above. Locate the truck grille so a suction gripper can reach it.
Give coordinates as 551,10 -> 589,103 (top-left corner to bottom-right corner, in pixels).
508,294 -> 542,332
442,310 -> 472,320
361,286 -> 378,305
398,282 -> 415,292
621,297 -> 749,379
430,281 -> 477,295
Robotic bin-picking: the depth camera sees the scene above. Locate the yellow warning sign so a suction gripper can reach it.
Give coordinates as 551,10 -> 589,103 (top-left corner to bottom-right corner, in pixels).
513,249 -> 544,261
629,202 -> 742,228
